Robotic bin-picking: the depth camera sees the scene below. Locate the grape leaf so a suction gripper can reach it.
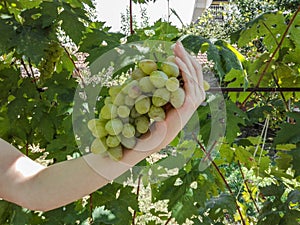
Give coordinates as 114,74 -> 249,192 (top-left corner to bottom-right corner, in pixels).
181,35 -> 210,55
288,146 -> 300,177
274,112 -> 300,144
59,3 -> 87,45
225,100 -> 247,143
200,193 -> 236,221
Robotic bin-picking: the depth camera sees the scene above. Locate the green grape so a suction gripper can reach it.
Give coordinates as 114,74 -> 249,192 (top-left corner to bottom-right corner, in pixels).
148,105 -> 165,121
39,41 -> 64,81
135,95 -> 151,114
100,103 -> 118,120
166,55 -> 176,63
123,80 -> 141,99
149,71 -> 168,88
161,61 -> 179,77
131,68 -> 146,80
104,96 -> 112,105
165,77 -> 180,92
122,123 -> 136,138
106,135 -> 121,148
109,85 -> 122,98
130,107 -> 141,119
124,95 -> 135,106
138,59 -> 158,74
170,87 -> 185,108
87,119 -> 108,138
121,136 -> 137,149
203,80 -> 210,91
107,145 -> 123,161
117,105 -> 131,118
135,115 -> 150,134
105,118 -> 123,135
91,137 -> 108,155
112,93 -> 125,106
139,76 -> 156,93
152,88 -> 171,107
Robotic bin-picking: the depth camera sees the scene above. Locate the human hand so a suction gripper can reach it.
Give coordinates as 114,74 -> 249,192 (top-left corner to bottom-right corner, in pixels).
131,41 -> 206,154
86,41 -> 206,180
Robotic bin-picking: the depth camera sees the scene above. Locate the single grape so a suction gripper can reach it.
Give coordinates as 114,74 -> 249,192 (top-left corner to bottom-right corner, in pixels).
105,118 -> 123,135
109,85 -> 122,99
107,145 -> 123,161
148,105 -> 165,121
91,137 -> 108,155
131,68 -> 147,80
122,123 -> 136,138
152,88 -> 171,107
100,103 -> 118,120
121,136 -> 137,149
106,135 -> 121,148
112,92 -> 125,106
139,76 -> 155,93
203,80 -> 210,91
161,61 -> 179,77
170,87 -> 185,108
87,119 -> 108,138
166,55 -> 176,63
135,115 -> 150,134
135,95 -> 151,114
124,80 -> 141,99
124,95 -> 135,106
104,96 -> 112,105
138,59 -> 158,74
149,71 -> 168,88
165,77 -> 180,92
117,105 -> 131,118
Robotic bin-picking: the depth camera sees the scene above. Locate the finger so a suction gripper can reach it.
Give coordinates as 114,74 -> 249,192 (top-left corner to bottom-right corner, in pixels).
188,54 -> 204,87
174,42 -> 196,77
175,57 -> 198,97
175,56 -> 193,87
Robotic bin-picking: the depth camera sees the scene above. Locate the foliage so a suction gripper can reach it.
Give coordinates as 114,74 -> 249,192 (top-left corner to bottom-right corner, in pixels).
0,1 -> 300,225
187,0 -> 300,40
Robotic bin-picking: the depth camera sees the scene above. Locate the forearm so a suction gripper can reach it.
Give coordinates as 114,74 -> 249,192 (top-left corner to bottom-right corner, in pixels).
17,157 -> 107,211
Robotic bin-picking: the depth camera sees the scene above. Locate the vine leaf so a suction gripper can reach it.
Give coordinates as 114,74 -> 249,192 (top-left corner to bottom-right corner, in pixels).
199,193 -> 236,221
225,100 -> 248,143
59,3 -> 87,45
274,112 -> 300,144
288,146 -> 300,177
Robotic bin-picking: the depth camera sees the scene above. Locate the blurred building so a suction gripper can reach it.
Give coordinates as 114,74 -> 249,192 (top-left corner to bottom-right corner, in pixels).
192,0 -> 228,22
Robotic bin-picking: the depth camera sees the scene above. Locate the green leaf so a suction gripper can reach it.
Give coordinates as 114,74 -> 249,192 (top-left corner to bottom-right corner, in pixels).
288,146 -> 300,177
200,193 -> 236,221
181,35 -> 210,55
226,100 -> 247,143
224,68 -> 249,102
92,206 -> 116,224
59,3 -> 87,44
275,112 -> 300,144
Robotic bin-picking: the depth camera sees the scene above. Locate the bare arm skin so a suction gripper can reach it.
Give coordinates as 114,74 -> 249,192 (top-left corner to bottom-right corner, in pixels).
0,41 -> 205,212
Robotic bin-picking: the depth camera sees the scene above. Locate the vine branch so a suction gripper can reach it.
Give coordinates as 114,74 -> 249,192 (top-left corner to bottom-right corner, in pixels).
195,138 -> 247,225
237,161 -> 260,213
241,7 -> 300,107
132,174 -> 142,225
61,45 -> 85,86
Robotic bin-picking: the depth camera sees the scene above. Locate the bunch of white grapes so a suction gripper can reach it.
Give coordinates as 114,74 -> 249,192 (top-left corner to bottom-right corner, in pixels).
87,56 -> 209,161
39,41 -> 64,81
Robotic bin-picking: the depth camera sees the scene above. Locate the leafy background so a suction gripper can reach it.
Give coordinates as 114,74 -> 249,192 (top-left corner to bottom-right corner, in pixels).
0,0 -> 300,224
